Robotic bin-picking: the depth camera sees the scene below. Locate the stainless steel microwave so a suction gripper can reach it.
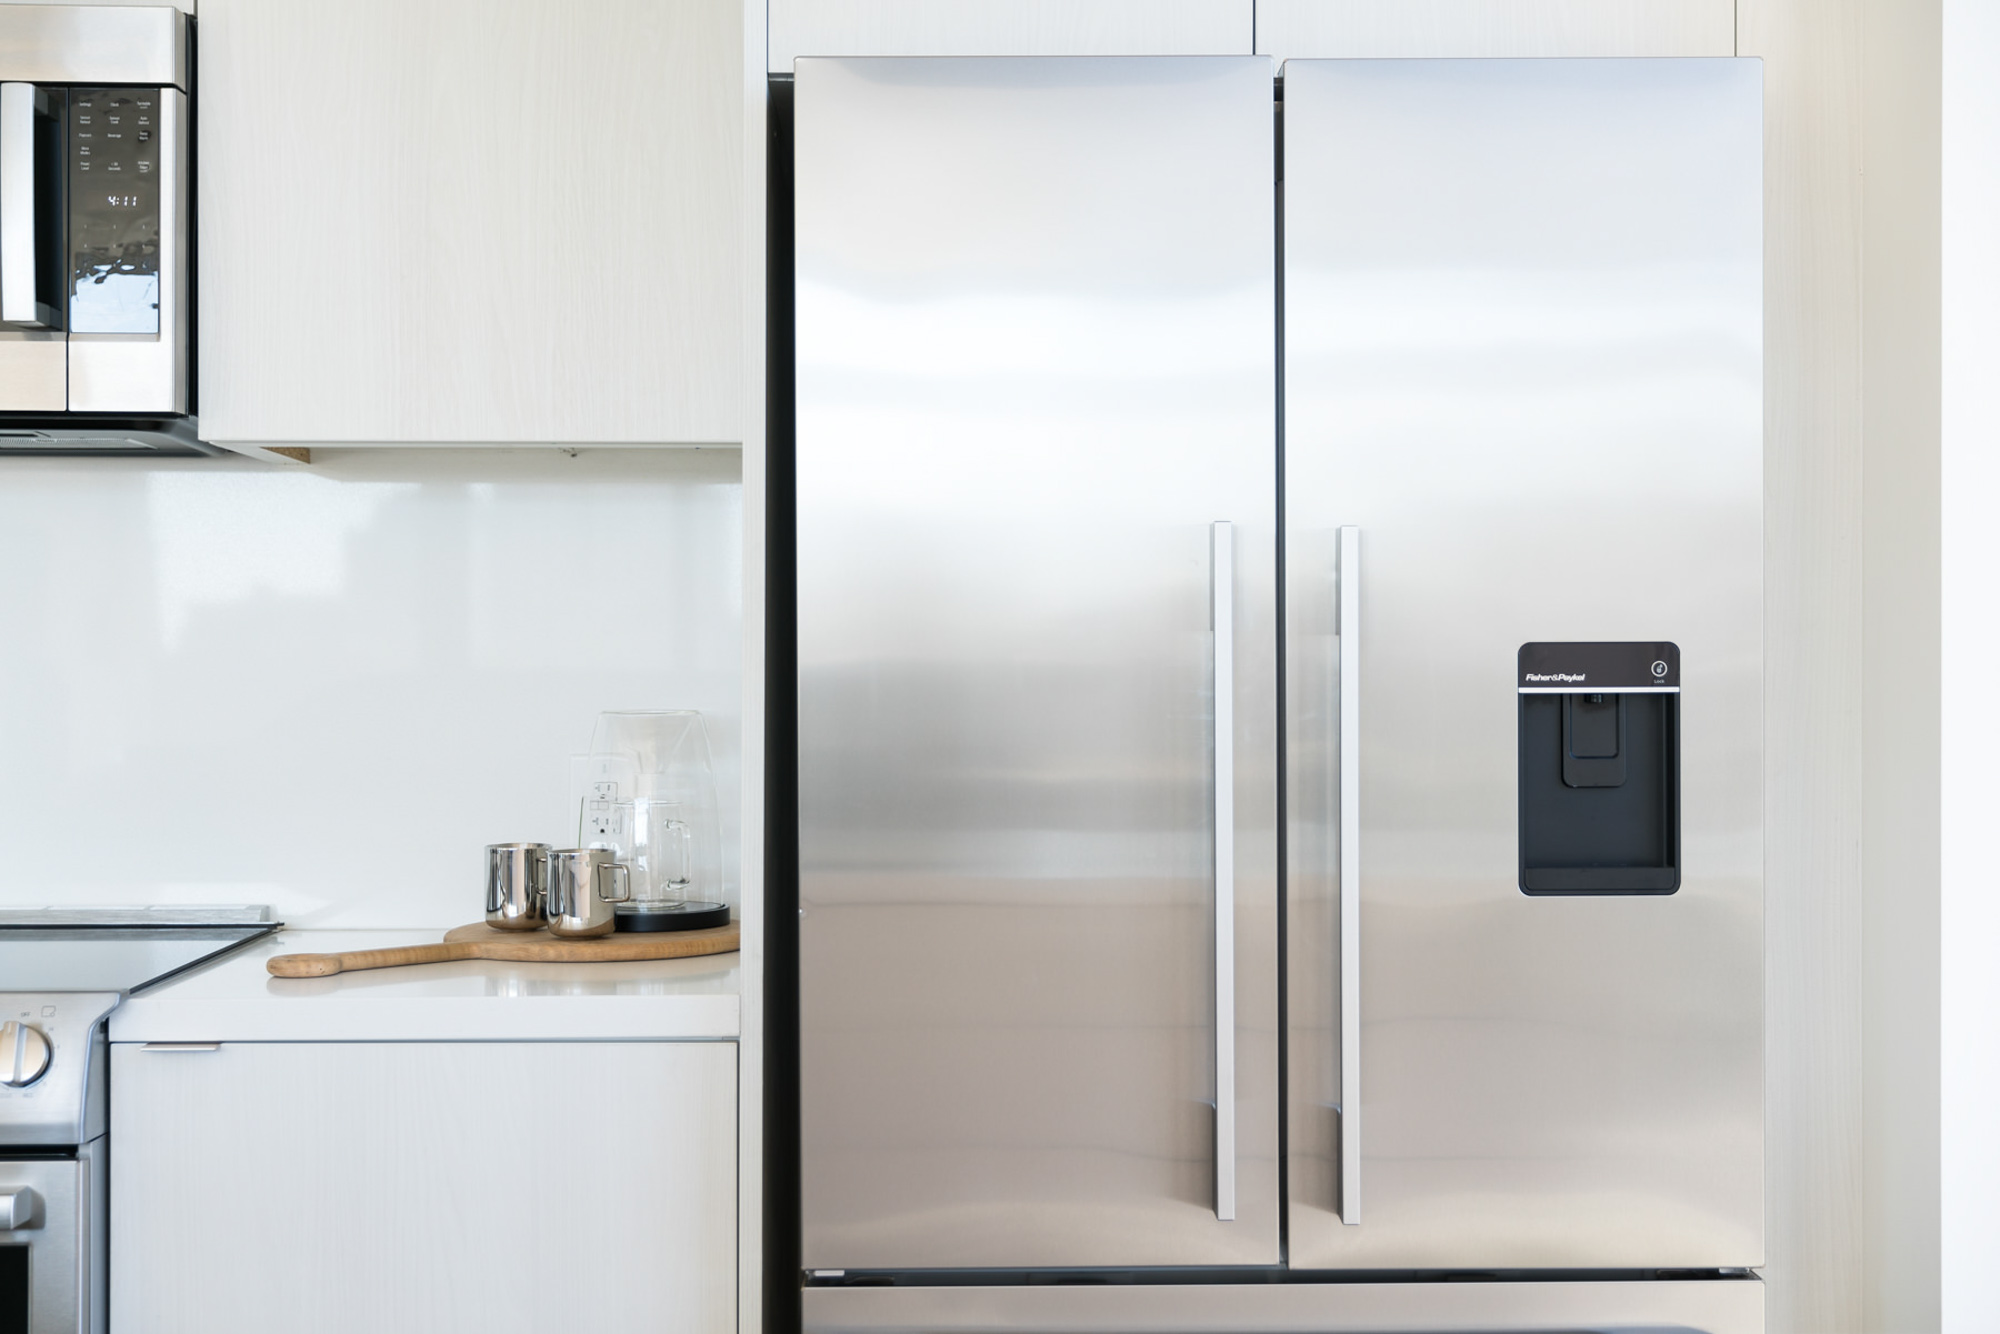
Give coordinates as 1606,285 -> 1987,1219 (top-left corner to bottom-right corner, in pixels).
0,5 -> 205,455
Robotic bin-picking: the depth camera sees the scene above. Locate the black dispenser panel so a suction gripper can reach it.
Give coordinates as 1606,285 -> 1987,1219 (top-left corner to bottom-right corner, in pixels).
1518,642 -> 1680,895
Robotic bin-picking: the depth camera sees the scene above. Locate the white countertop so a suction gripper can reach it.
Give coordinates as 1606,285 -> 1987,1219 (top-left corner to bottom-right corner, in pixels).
106,929 -> 740,1043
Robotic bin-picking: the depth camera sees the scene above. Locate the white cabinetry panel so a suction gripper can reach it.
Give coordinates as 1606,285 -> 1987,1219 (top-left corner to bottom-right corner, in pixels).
770,0 -> 1251,70
1256,0 -> 1734,60
198,0 -> 743,444
110,1041 -> 736,1334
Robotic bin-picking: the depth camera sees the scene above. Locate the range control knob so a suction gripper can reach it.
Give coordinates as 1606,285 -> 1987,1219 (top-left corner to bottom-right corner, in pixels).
0,1021 -> 51,1088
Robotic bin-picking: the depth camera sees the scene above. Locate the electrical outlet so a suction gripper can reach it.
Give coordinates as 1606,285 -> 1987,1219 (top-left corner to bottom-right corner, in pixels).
569,754 -> 633,845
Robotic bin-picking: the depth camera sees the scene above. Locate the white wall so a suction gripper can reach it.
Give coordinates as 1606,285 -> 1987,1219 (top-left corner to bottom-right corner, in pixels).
1942,1 -> 1997,1328
0,447 -> 742,928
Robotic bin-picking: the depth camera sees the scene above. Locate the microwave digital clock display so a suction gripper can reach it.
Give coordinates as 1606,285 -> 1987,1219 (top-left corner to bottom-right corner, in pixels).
68,89 -> 160,335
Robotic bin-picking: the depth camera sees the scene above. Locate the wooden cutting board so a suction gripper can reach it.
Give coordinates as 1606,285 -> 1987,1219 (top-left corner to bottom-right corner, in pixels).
266,921 -> 740,977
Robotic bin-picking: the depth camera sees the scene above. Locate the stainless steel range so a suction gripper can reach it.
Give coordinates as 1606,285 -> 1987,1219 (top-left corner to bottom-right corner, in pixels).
0,908 -> 277,1334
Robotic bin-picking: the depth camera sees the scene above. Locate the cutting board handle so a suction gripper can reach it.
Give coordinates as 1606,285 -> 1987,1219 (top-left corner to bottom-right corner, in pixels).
266,922 -> 739,976
267,942 -> 479,977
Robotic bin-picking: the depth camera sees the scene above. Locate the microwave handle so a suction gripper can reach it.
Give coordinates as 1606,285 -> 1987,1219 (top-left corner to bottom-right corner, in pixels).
0,82 -> 54,329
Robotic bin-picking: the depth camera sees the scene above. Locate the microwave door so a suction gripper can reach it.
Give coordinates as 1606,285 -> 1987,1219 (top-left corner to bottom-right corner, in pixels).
0,79 -> 64,412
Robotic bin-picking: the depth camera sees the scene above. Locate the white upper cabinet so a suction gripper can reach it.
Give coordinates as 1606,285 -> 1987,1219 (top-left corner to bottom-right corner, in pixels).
1254,0 -> 1735,60
197,0 -> 743,445
769,0 -> 1253,69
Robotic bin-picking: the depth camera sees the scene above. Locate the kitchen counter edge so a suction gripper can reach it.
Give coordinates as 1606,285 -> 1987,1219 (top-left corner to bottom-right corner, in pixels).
105,929 -> 741,1043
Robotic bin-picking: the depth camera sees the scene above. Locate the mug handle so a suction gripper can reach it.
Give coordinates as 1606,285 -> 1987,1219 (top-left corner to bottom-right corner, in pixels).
600,861 -> 632,904
666,819 -> 693,893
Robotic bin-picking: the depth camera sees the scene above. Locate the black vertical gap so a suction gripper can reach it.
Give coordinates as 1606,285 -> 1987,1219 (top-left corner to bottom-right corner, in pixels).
1271,73 -> 1290,1272
762,73 -> 801,1334
184,16 -> 197,416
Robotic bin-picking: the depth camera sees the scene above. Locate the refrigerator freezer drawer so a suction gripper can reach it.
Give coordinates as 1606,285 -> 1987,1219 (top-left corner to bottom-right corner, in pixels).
805,1278 -> 1764,1334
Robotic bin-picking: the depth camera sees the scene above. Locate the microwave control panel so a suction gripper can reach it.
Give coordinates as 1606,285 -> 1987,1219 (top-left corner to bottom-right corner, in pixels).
68,88 -> 161,335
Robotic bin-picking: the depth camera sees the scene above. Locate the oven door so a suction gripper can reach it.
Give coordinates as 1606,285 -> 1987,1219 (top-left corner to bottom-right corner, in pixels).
0,1140 -> 103,1334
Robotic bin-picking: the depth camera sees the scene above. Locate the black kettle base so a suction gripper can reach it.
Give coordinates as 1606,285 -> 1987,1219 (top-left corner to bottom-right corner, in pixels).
613,901 -> 731,933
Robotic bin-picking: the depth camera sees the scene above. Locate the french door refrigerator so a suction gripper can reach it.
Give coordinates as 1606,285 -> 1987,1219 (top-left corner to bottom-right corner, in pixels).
790,53 -> 1762,1334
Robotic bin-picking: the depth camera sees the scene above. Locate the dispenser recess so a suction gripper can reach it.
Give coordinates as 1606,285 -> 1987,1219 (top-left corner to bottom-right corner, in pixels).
1518,642 -> 1680,894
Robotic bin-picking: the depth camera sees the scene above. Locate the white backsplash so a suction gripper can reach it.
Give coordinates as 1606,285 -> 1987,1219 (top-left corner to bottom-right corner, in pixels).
0,447 -> 742,928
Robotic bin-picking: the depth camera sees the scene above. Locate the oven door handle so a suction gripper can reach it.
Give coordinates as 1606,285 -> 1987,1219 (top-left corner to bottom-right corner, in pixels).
0,1184 -> 40,1230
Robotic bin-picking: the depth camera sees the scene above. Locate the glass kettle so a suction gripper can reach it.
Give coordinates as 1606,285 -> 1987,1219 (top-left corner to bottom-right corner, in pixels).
577,710 -> 728,932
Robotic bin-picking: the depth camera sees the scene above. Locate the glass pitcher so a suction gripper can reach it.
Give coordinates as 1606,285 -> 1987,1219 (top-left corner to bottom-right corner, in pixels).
603,798 -> 692,911
576,709 -> 728,930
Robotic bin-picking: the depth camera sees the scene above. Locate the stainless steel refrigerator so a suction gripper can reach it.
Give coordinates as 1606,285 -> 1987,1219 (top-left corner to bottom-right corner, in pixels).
791,53 -> 1762,1334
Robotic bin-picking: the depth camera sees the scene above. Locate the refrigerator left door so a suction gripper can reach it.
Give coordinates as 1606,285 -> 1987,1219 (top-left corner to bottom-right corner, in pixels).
795,56 -> 1279,1271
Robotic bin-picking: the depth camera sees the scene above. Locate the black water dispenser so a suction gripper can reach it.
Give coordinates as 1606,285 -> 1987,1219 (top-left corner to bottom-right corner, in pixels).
1518,642 -> 1680,894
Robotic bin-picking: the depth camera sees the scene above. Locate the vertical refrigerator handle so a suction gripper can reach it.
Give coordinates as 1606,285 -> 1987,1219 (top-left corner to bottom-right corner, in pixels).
1337,525 -> 1362,1224
1211,520 -> 1236,1222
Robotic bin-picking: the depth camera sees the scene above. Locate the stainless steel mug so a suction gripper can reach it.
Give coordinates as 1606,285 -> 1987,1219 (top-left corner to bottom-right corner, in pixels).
545,847 -> 631,938
485,843 -> 549,931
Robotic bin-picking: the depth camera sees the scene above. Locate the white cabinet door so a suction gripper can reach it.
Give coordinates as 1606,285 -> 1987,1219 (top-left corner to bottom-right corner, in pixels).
197,0 -> 742,445
110,1041 -> 736,1334
1254,0 -> 1735,60
769,0 -> 1252,70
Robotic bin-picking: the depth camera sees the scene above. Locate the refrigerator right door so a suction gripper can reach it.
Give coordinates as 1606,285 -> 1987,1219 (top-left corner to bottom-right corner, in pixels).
1284,59 -> 1764,1270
